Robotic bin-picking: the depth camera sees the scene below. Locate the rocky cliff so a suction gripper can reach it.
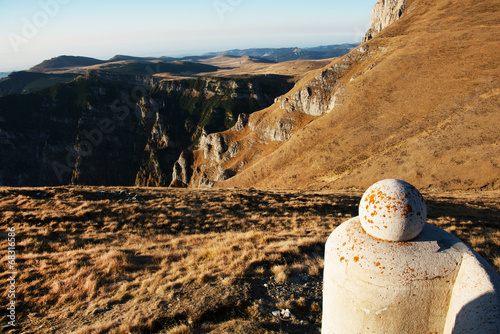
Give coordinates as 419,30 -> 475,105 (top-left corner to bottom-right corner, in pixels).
173,0 -> 500,191
363,0 -> 407,42
0,71 -> 292,186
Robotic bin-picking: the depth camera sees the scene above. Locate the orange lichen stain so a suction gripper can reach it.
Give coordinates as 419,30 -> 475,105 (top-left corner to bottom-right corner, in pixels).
340,257 -> 345,262
371,211 -> 377,217
367,193 -> 377,204
374,262 -> 381,267
342,242 -> 347,246
353,256 -> 359,262
403,204 -> 413,217
384,226 -> 388,229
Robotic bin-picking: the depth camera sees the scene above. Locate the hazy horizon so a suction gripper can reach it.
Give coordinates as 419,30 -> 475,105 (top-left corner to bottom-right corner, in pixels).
0,0 -> 375,72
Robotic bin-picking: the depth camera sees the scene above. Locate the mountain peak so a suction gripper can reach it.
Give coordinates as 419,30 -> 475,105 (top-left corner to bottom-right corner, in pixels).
29,55 -> 105,72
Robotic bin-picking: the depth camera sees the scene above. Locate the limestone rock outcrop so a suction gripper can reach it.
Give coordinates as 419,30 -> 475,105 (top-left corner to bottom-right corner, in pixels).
253,117 -> 296,142
202,133 -> 228,163
230,113 -> 249,132
363,0 -> 407,42
278,63 -> 351,116
170,150 -> 194,187
86,70 -> 159,89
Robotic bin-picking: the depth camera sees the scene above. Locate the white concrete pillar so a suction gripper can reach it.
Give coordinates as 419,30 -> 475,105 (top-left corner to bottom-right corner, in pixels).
322,179 -> 500,334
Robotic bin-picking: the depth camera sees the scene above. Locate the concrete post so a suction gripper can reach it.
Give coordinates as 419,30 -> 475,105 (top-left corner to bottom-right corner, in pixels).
322,179 -> 500,334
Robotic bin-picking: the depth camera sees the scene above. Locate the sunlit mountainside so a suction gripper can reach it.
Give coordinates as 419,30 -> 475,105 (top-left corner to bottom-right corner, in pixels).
184,0 -> 499,192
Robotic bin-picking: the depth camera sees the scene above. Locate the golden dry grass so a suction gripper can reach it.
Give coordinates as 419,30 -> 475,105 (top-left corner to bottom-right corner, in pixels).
0,187 -> 345,333
215,0 -> 500,192
0,186 -> 498,333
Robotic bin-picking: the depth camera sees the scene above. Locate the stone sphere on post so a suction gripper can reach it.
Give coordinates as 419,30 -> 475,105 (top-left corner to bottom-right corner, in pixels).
322,179 -> 500,334
359,179 -> 427,242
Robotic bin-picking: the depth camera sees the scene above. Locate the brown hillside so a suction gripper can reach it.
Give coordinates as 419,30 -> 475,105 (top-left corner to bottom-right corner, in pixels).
212,0 -> 500,191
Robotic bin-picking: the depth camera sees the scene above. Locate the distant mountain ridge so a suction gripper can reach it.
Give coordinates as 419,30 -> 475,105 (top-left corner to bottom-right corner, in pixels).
108,55 -> 173,62
30,55 -> 106,72
27,43 -> 357,74
203,44 -> 358,62
0,44 -> 356,97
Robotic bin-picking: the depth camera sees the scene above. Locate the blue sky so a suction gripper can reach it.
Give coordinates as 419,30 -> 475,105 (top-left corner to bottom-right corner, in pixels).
0,0 -> 375,72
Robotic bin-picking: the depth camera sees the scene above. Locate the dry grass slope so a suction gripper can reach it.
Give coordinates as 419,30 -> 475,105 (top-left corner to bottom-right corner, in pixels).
0,187 -> 498,333
217,0 -> 500,192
